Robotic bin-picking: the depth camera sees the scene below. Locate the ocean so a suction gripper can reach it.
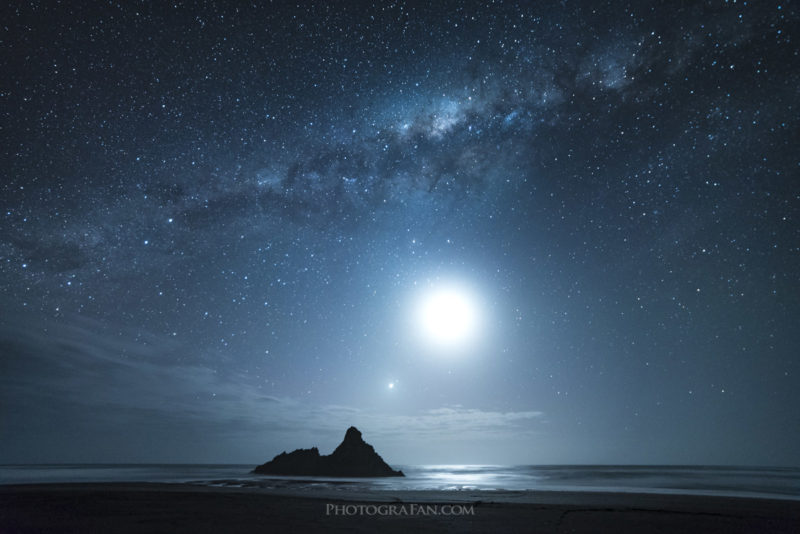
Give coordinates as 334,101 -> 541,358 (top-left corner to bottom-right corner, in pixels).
1,464 -> 798,500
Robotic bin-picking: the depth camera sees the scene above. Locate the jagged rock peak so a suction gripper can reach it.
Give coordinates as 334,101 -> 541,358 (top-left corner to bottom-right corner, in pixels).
252,427 -> 404,477
343,426 -> 363,443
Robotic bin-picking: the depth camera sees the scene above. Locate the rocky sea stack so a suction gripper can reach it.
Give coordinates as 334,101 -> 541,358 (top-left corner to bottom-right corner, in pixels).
253,426 -> 404,477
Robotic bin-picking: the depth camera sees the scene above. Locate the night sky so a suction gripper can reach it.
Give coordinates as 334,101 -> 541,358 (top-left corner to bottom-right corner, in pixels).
2,1 -> 798,466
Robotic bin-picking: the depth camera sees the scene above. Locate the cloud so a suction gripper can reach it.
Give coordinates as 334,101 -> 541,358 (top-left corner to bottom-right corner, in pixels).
0,314 -> 271,427
0,313 -> 545,462
7,235 -> 91,273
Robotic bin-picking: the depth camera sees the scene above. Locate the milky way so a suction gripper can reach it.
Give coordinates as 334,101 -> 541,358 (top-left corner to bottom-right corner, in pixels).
1,1 -> 798,465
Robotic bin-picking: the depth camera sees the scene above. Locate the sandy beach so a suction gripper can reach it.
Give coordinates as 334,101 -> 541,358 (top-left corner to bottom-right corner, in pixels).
1,483 -> 798,533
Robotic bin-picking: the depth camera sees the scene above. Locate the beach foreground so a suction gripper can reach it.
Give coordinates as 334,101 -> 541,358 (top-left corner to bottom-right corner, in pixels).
1,483 -> 798,533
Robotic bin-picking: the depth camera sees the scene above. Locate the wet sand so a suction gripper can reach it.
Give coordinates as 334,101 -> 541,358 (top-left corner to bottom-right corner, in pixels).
1,483 -> 798,533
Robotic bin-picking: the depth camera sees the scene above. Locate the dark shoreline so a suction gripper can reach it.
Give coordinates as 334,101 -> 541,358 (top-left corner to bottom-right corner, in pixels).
1,483 -> 799,533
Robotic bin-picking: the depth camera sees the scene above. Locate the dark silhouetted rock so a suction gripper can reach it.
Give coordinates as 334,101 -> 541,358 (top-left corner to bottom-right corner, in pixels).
253,427 -> 404,477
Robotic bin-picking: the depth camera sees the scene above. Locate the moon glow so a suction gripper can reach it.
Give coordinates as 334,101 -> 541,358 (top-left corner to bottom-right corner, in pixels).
416,285 -> 481,350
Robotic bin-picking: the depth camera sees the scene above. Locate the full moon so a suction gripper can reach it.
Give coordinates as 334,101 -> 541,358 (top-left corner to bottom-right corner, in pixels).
416,284 -> 481,350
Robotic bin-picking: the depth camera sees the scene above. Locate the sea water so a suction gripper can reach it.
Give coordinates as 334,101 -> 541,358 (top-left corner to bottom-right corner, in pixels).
1,464 -> 798,500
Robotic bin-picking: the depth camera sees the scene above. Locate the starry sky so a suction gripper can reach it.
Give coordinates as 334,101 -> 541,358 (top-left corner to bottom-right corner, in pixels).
1,1 -> 798,466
